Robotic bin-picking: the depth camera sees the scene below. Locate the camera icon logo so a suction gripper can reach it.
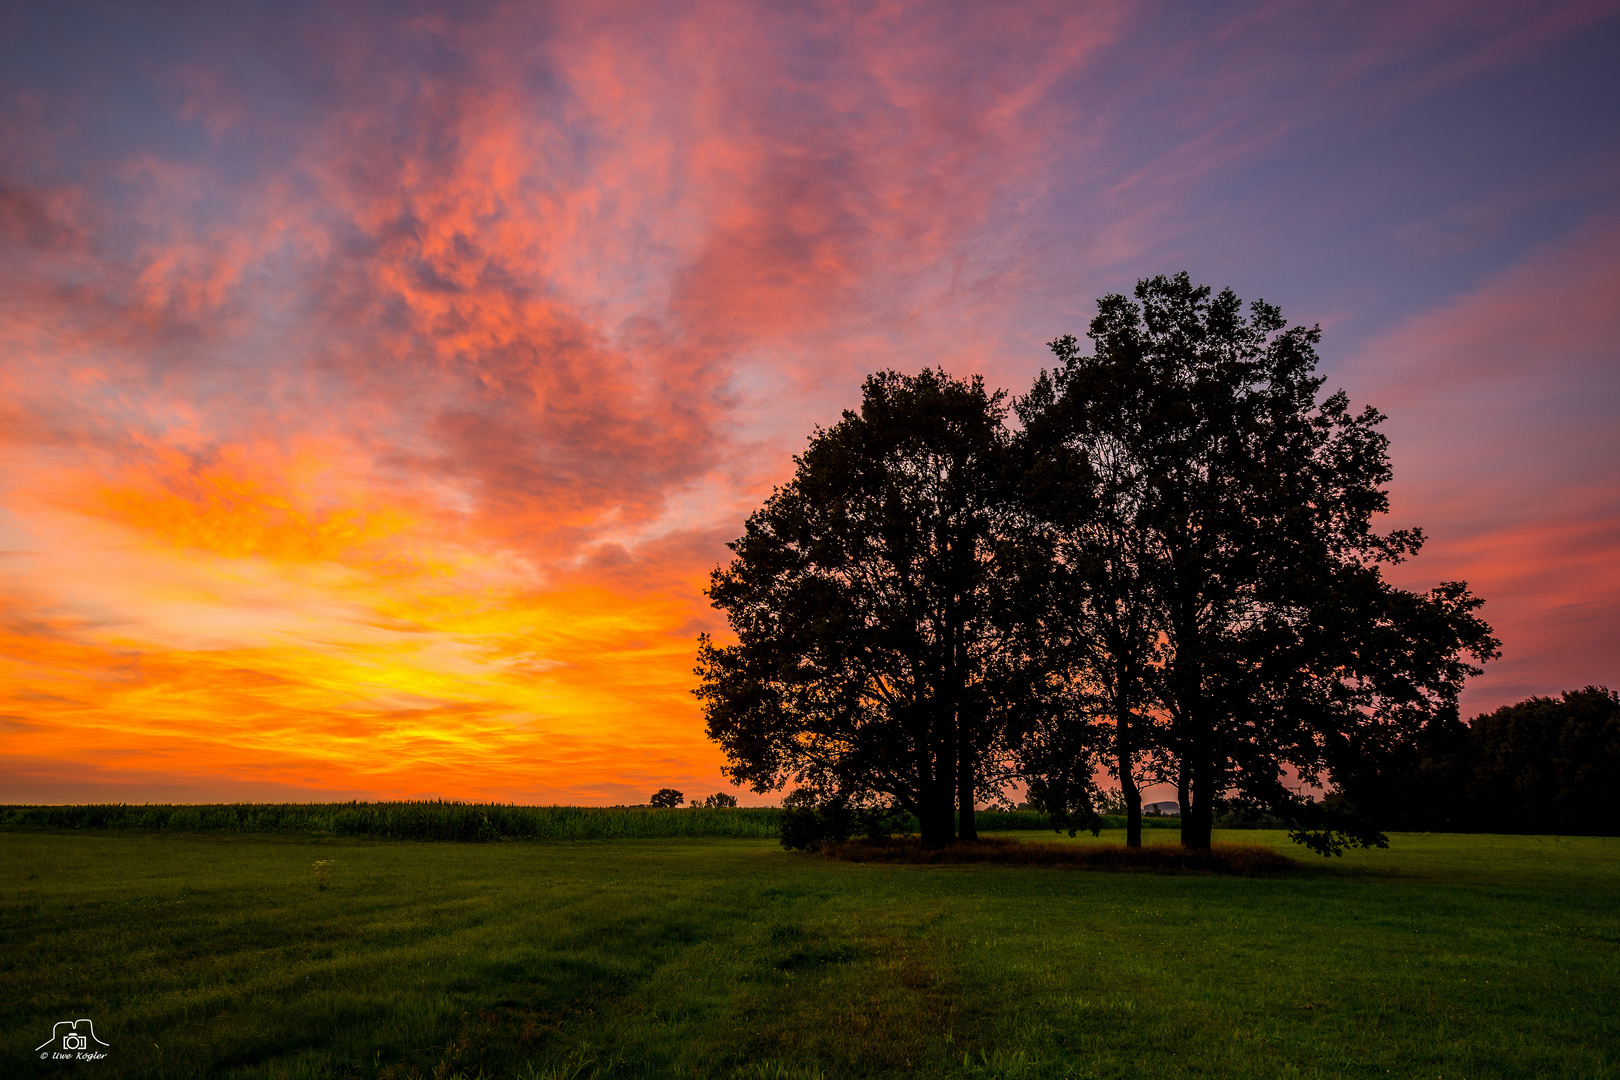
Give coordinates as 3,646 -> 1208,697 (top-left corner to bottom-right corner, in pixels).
36,1018 -> 109,1057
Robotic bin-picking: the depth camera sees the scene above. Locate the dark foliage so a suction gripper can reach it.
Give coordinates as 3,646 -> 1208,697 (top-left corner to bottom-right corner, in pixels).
697,369 -> 1023,848
1210,798 -> 1288,831
1468,687 -> 1620,834
778,801 -> 852,852
698,274 -> 1502,858
1343,687 -> 1620,835
855,804 -> 913,842
1017,273 -> 1498,854
776,790 -> 912,850
649,788 -> 685,808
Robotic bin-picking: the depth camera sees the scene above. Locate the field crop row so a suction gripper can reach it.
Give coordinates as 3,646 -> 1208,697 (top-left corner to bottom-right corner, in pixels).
0,802 -> 1182,841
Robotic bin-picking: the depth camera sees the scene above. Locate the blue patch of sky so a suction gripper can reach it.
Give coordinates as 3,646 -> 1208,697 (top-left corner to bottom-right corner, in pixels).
1019,5 -> 1620,374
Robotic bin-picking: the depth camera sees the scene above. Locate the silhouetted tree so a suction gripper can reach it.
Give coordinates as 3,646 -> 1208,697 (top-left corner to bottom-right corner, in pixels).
1313,708 -> 1473,832
696,369 -> 1017,847
1466,687 -> 1618,834
1024,274 -> 1497,853
1336,687 -> 1619,836
1015,352 -> 1165,847
696,277 -> 1498,856
649,788 -> 684,808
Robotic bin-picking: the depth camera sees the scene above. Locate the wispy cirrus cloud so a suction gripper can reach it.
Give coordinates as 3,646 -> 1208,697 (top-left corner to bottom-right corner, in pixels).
1349,214 -> 1620,707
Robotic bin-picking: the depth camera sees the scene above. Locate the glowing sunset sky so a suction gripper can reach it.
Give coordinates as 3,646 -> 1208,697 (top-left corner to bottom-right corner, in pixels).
1,1 -> 1617,804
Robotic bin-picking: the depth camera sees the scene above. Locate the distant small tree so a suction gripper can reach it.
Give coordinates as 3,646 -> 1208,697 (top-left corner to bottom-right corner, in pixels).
702,792 -> 739,809
649,788 -> 684,808
1095,787 -> 1128,816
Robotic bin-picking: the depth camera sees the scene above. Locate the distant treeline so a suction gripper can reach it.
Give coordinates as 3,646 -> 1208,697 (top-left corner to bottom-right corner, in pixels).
1347,687 -> 1620,837
0,802 -> 1189,841
0,803 -> 780,841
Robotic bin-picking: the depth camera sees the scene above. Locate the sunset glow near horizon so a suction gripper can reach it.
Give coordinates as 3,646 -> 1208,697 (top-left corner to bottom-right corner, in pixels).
2,2 -> 1617,805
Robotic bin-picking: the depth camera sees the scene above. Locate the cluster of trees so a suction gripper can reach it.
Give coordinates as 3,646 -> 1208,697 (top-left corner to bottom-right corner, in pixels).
1338,686 -> 1620,836
649,789 -> 741,809
695,274 -> 1499,855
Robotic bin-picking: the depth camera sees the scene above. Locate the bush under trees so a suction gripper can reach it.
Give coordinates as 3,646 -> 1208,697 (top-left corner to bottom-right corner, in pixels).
776,790 -> 913,851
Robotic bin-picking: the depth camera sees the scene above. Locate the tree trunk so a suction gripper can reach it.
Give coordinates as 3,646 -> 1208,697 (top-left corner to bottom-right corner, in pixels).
919,764 -> 955,849
1181,798 -> 1214,850
1120,753 -> 1142,849
1176,769 -> 1194,847
945,701 -> 960,845
957,727 -> 978,843
1180,767 -> 1214,850
918,799 -> 953,849
1116,698 -> 1142,849
920,718 -> 956,849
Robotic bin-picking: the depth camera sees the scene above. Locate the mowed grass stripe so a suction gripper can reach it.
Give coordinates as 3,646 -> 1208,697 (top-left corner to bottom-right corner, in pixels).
3,830 -> 1615,1079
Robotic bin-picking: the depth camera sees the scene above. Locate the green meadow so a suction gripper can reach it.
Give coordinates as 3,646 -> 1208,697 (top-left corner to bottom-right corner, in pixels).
3,825 -> 1616,1080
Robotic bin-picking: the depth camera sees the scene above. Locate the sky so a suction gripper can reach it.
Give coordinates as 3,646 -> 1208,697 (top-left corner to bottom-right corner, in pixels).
1,0 -> 1617,806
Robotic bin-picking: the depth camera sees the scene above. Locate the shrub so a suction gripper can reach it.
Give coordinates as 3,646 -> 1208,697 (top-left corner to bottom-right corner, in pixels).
1212,799 -> 1288,830
855,806 -> 910,841
778,800 -> 853,851
778,796 -> 910,850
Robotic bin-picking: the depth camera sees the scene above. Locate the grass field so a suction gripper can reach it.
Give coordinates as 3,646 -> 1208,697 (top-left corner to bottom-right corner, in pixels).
3,827 -> 1616,1079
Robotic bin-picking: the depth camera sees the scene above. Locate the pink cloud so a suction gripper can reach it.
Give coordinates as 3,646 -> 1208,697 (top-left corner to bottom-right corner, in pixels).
1347,213 -> 1620,711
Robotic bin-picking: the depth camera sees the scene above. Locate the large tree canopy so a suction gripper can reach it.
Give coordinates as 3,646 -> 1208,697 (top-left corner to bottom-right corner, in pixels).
1018,273 -> 1498,852
695,369 -> 1017,848
699,274 -> 1499,856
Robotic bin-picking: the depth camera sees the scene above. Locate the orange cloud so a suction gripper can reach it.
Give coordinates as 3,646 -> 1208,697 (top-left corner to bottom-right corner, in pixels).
93,445 -> 411,563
